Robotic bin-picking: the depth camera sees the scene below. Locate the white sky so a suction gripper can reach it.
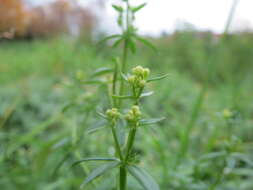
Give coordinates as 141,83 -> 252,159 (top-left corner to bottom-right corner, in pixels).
27,0 -> 253,35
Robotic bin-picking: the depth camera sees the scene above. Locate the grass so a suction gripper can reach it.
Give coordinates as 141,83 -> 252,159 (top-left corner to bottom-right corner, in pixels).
0,32 -> 253,190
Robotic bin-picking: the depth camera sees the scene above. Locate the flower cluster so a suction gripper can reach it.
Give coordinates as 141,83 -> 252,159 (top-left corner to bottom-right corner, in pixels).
125,105 -> 142,123
106,108 -> 121,121
127,66 -> 150,89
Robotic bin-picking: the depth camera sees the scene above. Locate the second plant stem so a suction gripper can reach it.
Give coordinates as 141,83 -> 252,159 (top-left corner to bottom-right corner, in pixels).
115,2 -> 135,189
119,125 -> 137,190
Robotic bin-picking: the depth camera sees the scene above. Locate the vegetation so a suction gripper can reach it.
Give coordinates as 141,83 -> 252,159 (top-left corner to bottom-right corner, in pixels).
1,1 -> 253,190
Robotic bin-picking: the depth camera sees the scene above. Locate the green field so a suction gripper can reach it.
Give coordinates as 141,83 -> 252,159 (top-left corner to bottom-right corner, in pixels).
1,33 -> 253,190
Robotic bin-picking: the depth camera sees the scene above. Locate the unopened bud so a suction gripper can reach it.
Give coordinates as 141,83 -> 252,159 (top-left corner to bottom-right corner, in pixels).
125,110 -> 134,121
132,105 -> 141,117
125,105 -> 141,122
138,80 -> 146,88
143,68 -> 150,79
127,75 -> 136,85
106,108 -> 120,120
132,66 -> 144,76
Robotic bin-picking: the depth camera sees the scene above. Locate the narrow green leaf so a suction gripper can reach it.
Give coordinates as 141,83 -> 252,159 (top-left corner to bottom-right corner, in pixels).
98,34 -> 121,44
199,151 -> 227,161
81,161 -> 120,188
117,14 -> 123,26
230,153 -> 253,166
96,111 -> 107,119
128,38 -> 137,53
51,153 -> 71,178
140,91 -> 154,98
121,72 -> 129,81
86,120 -> 108,134
232,168 -> 253,177
135,36 -> 157,52
112,37 -> 124,48
139,117 -> 166,126
147,74 -> 169,82
112,4 -> 124,12
92,67 -> 113,77
53,137 -> 70,149
112,95 -> 134,99
62,103 -> 75,113
131,3 -> 147,12
127,165 -> 160,190
72,157 -> 119,167
88,126 -> 108,134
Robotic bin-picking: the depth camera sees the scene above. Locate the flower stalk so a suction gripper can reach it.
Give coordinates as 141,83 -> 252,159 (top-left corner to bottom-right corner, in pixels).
74,1 -> 164,190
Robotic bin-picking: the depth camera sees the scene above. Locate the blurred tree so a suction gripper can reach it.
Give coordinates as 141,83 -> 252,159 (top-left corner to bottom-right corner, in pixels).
27,0 -> 95,38
0,0 -> 95,38
0,0 -> 29,36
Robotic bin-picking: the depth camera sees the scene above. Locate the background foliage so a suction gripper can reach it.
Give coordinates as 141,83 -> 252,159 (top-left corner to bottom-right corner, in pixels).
0,31 -> 253,189
0,0 -> 94,38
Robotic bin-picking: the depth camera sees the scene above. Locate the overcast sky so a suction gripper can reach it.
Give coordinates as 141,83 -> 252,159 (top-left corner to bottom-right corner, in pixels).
27,0 -> 253,35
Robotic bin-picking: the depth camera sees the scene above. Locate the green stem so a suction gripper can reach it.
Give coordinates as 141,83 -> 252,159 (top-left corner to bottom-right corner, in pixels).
119,0 -> 131,107
120,166 -> 127,190
111,123 -> 124,161
125,127 -> 137,162
112,62 -> 119,107
122,41 -> 128,74
118,40 -> 129,107
224,0 -> 240,35
135,87 -> 143,105
111,122 -> 126,190
118,2 -> 132,190
118,28 -> 129,190
119,127 -> 137,190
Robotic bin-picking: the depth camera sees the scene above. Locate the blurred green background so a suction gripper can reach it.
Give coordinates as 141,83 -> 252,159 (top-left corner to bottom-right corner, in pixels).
1,31 -> 253,189
1,0 -> 253,189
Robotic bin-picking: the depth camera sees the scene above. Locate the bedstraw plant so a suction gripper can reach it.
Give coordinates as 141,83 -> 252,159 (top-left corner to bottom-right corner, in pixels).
72,0 -> 167,190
